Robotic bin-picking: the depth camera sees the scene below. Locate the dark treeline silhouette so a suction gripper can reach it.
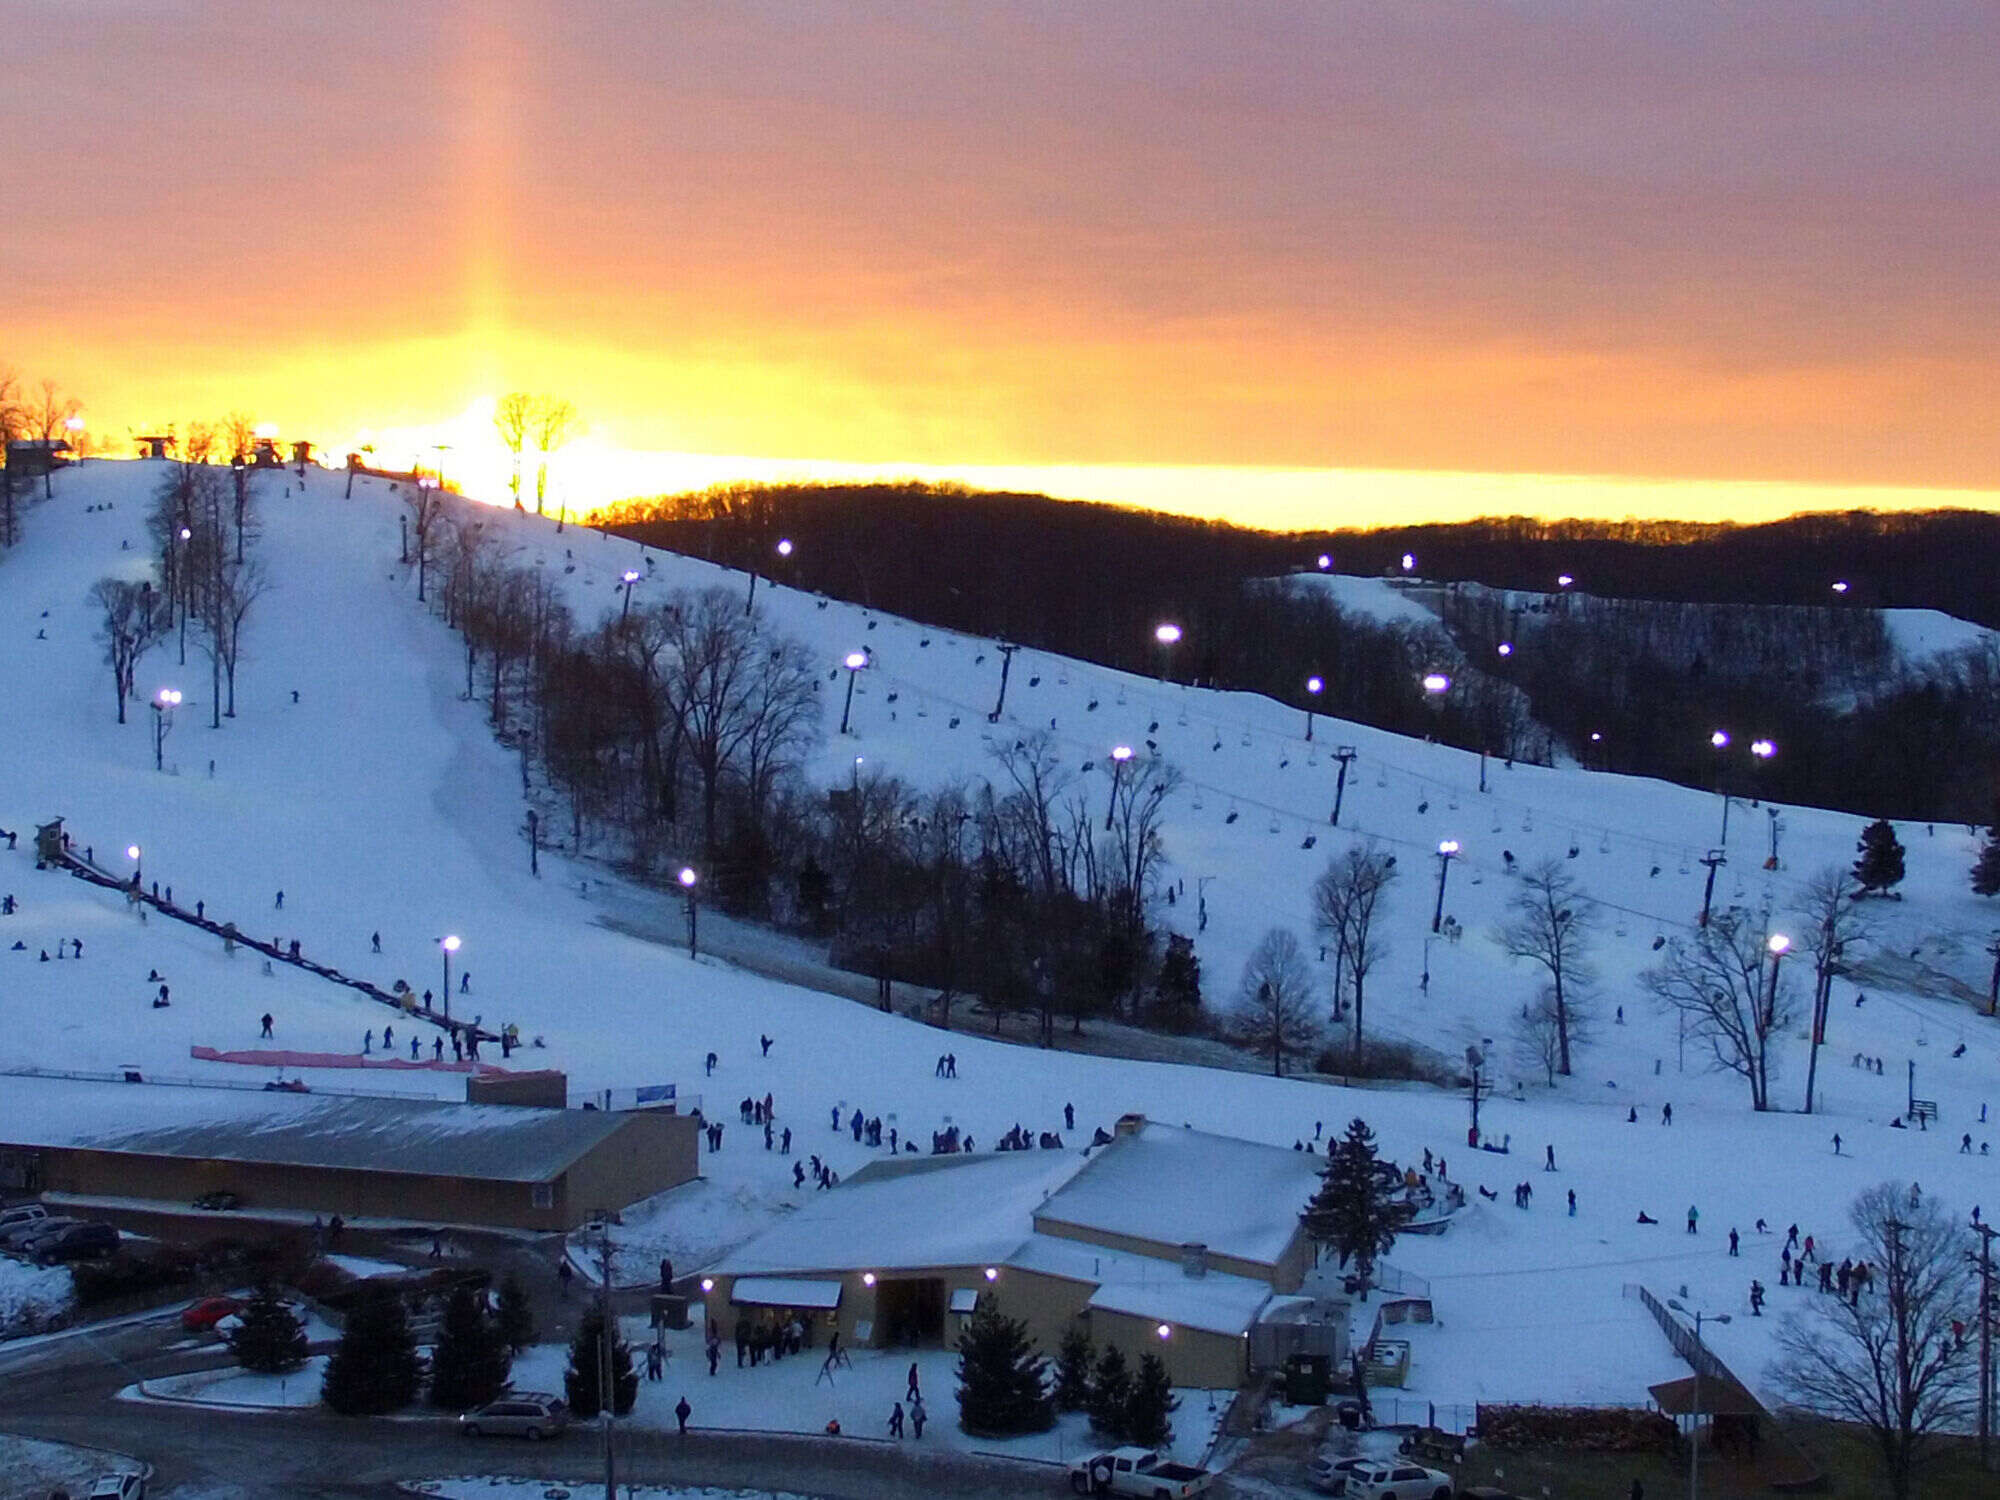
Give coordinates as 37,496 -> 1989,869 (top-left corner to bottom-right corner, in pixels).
596,485 -> 2000,820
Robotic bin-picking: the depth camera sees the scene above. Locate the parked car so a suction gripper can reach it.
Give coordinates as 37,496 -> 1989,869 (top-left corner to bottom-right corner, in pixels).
458,1391 -> 569,1440
31,1220 -> 120,1263
0,1201 -> 48,1238
181,1296 -> 245,1333
1316,1458 -> 1452,1500
8,1215 -> 84,1254
192,1190 -> 243,1211
1067,1446 -> 1212,1497
87,1474 -> 146,1500
1309,1453 -> 1376,1494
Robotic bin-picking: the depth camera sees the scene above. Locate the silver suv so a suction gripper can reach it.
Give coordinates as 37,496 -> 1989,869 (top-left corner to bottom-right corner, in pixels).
459,1391 -> 569,1440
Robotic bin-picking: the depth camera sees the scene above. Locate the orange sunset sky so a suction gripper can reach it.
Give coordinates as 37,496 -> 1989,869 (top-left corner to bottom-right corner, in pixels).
4,2 -> 1997,528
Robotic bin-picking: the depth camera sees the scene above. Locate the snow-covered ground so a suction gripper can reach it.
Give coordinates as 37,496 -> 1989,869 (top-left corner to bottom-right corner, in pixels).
407,1484 -> 821,1500
4,459 -> 1999,1424
0,1433 -> 145,1495
0,1255 -> 75,1336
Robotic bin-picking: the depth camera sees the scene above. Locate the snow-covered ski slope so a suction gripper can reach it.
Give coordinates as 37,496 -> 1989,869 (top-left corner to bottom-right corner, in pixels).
3,459 -> 1997,1411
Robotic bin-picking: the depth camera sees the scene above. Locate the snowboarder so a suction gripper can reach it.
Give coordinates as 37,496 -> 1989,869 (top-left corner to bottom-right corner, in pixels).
675,1395 -> 691,1434
260,1013 -> 273,1039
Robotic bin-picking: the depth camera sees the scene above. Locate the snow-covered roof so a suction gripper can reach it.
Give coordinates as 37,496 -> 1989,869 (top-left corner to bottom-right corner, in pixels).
0,1074 -> 631,1183
731,1276 -> 843,1309
1005,1232 -> 1275,1337
710,1149 -> 1086,1278
1034,1122 -> 1319,1268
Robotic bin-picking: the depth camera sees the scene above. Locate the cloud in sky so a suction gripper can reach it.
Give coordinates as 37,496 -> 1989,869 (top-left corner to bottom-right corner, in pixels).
5,1 -> 1997,519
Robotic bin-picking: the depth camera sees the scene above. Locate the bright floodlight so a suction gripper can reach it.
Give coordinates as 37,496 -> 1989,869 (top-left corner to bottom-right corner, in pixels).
1768,933 -> 1791,956
1306,675 -> 1323,694
1156,1323 -> 1172,1339
126,844 -> 140,861
1589,731 -> 1602,743
1497,642 -> 1513,656
862,1272 -> 876,1287
65,415 -> 84,433
441,934 -> 461,953
843,651 -> 868,670
1750,739 -> 1776,759
1438,839 -> 1460,855
156,688 -> 181,706
1711,730 -> 1731,749
1831,580 -> 1849,593
622,569 -> 640,584
678,866 -> 698,888
1557,573 -> 1574,587
701,1277 -> 715,1293
1317,553 -> 1332,570
983,1266 -> 999,1281
1111,744 -> 1134,762
178,527 -> 192,541
1401,552 -> 1415,571
776,538 -> 794,557
1422,673 -> 1451,694
1154,623 -> 1182,646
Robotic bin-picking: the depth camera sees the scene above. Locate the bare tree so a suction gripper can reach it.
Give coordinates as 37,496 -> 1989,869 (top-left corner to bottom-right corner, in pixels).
1511,985 -> 1591,1087
1311,841 -> 1398,1058
28,381 -> 80,499
493,393 -> 533,508
1642,907 -> 1798,1111
1494,858 -> 1595,1076
205,554 -> 270,720
1769,1183 -> 1976,1500
406,478 -> 447,602
988,732 -> 1075,902
0,367 -> 25,547
221,411 -> 257,464
90,577 -> 165,723
1235,927 -> 1319,1076
1100,752 -> 1180,943
1794,865 -> 1870,1114
531,396 -> 581,522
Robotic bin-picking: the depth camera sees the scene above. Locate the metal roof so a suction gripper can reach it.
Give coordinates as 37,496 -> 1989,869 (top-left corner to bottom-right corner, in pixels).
0,1074 -> 631,1183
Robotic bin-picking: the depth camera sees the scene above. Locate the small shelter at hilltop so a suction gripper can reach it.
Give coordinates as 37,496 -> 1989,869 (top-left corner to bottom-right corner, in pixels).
34,818 -> 66,867
135,435 -> 173,459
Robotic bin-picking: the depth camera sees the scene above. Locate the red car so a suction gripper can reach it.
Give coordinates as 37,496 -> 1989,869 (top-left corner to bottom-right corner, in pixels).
181,1296 -> 243,1333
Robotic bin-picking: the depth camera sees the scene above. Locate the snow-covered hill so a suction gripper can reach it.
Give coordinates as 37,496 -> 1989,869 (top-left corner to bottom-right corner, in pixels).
3,460 -> 1997,1416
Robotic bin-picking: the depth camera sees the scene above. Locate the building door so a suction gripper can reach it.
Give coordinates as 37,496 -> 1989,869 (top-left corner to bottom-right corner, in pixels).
875,1277 -> 944,1345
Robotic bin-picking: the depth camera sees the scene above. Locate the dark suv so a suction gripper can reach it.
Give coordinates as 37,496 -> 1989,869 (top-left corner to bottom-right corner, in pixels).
31,1220 -> 120,1263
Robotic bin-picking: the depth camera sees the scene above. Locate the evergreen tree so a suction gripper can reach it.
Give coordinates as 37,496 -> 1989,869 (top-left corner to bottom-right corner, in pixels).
953,1294 -> 1053,1436
563,1306 -> 639,1418
428,1285 -> 513,1410
495,1273 -> 535,1353
1300,1117 -> 1407,1299
321,1286 -> 421,1415
1972,828 -> 2000,898
226,1282 -> 307,1375
1151,933 -> 1203,1032
1125,1351 -> 1179,1449
1086,1342 -> 1133,1440
1053,1324 -> 1095,1411
1853,819 -> 1906,896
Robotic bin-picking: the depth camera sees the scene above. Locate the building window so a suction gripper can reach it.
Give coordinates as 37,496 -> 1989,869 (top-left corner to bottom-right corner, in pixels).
531,1182 -> 554,1210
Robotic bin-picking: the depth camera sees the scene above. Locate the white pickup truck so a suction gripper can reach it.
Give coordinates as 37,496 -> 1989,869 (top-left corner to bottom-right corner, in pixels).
1068,1446 -> 1213,1498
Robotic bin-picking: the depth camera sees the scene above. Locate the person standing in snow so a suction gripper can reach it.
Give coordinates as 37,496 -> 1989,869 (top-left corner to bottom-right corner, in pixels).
1544,1144 -> 1556,1171
888,1401 -> 904,1438
1661,1103 -> 1672,1125
363,1029 -> 373,1053
433,1035 -> 444,1061
260,1012 -> 273,1038
1728,1227 -> 1739,1256
371,931 -> 381,952
275,890 -> 284,909
1686,1205 -> 1698,1234
675,1395 -> 691,1434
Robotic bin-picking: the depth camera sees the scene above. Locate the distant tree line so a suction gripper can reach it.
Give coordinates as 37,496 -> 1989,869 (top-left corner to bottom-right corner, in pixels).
596,484 -> 2000,819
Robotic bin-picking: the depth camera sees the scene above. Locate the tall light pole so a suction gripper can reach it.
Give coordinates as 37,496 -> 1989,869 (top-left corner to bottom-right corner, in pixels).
1710,731 -> 1733,843
151,687 -> 181,771
839,651 -> 868,734
1764,933 -> 1790,1036
1104,745 -> 1133,830
990,642 -> 1020,722
679,866 -> 699,959
1153,622 -> 1182,683
1330,745 -> 1358,826
620,569 -> 640,622
747,535 -> 793,613
1304,675 -> 1322,741
1432,839 -> 1459,934
1667,1299 -> 1731,1500
1699,848 -> 1727,928
1422,672 -> 1450,743
439,935 -> 460,1018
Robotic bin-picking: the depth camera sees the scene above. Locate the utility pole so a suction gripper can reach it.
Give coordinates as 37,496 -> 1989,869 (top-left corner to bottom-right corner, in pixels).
595,1214 -> 617,1500
989,642 -> 1019,723
1465,1045 -> 1486,1147
1330,746 -> 1358,826
1987,934 -> 2000,1018
1803,917 -> 1837,1115
1699,849 -> 1726,929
